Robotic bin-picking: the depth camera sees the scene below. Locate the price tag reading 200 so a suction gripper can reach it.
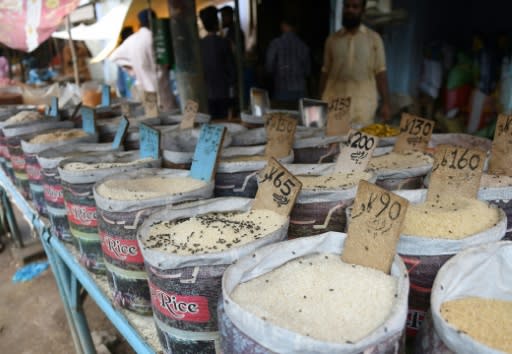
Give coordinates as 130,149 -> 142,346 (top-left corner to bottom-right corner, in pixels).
335,129 -> 379,173
394,113 -> 434,153
342,181 -> 409,274
252,158 -> 302,217
427,145 -> 486,201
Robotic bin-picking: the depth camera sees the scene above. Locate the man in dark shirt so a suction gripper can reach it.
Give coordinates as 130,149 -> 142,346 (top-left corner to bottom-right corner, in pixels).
199,6 -> 236,119
265,18 -> 311,102
220,6 -> 245,54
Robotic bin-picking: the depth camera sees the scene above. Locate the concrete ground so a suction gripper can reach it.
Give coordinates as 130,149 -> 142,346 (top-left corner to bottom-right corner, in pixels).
0,207 -> 135,354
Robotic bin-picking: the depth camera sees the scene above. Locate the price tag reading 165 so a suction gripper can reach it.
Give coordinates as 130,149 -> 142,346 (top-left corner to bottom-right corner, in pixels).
427,145 -> 486,201
394,113 -> 434,153
252,158 -> 302,217
342,180 -> 409,274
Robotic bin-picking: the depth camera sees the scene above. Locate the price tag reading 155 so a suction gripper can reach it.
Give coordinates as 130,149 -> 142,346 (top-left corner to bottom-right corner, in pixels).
265,113 -> 297,159
252,158 -> 302,217
427,145 -> 486,201
488,114 -> 512,176
342,180 -> 409,274
326,96 -> 351,137
394,113 -> 434,153
334,129 -> 379,173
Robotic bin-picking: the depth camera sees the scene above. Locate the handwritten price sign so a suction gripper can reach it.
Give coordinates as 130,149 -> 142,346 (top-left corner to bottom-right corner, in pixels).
427,145 -> 486,201
81,107 -> 96,134
488,114 -> 512,176
101,84 -> 111,107
394,113 -> 434,152
47,96 -> 59,119
252,158 -> 302,217
143,91 -> 159,118
180,100 -> 199,130
190,124 -> 226,181
326,96 -> 351,137
264,113 -> 297,159
342,180 -> 409,273
335,129 -> 379,173
112,116 -> 130,149
139,123 -> 160,160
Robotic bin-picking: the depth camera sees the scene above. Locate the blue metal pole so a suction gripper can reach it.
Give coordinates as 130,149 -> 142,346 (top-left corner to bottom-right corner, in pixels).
49,237 -> 155,354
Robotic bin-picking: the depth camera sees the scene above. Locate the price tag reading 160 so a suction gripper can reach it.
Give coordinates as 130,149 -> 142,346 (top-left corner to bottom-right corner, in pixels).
427,145 -> 486,201
252,158 -> 302,217
342,181 -> 408,274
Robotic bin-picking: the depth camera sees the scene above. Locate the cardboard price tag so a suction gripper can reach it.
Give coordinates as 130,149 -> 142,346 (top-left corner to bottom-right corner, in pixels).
427,145 -> 486,201
394,113 -> 434,152
81,107 -> 96,134
326,96 -> 351,137
488,114 -> 512,175
139,123 -> 160,160
264,113 -> 297,159
112,116 -> 130,149
180,100 -> 199,130
120,101 -> 133,117
47,96 -> 59,118
190,125 -> 226,181
335,129 -> 379,173
252,158 -> 302,217
101,84 -> 111,107
342,180 -> 409,274
143,91 -> 159,118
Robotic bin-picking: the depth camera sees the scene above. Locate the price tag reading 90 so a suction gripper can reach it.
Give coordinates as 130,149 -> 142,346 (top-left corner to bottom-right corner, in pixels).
342,181 -> 408,274
252,158 -> 302,217
428,145 -> 486,201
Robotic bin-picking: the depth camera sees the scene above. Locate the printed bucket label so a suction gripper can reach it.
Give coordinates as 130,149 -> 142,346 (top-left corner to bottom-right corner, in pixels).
101,231 -> 144,265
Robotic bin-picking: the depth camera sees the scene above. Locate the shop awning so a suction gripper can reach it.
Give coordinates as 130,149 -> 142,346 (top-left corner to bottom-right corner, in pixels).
0,0 -> 80,52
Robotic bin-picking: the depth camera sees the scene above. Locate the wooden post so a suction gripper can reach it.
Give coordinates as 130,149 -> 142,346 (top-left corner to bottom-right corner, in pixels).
66,15 -> 80,87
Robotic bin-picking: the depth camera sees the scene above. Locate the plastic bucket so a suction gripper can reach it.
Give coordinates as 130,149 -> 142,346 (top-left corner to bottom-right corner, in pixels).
59,151 -> 161,273
37,143 -> 122,242
93,168 -> 214,314
137,198 -> 289,353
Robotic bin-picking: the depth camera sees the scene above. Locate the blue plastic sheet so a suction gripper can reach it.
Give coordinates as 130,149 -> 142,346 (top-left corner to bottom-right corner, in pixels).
12,261 -> 49,283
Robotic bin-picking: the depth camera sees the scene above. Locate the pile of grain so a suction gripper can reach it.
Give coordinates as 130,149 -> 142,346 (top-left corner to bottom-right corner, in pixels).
368,151 -> 432,171
29,129 -> 88,144
402,197 -> 499,239
96,176 -> 206,200
298,172 -> 372,190
231,253 -> 397,343
62,158 -> 152,171
440,297 -> 512,353
480,173 -> 512,188
4,111 -> 42,126
144,209 -> 286,255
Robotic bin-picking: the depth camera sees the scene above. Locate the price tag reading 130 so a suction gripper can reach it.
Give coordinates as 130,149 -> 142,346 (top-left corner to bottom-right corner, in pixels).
342,181 -> 409,274
252,158 -> 302,217
265,113 -> 297,159
394,113 -> 434,153
334,129 -> 379,173
326,96 -> 351,137
427,145 -> 486,201
488,114 -> 512,176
